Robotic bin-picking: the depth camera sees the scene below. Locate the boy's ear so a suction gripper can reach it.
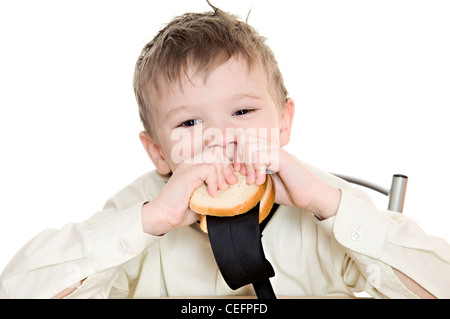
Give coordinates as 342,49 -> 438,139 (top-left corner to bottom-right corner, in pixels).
279,98 -> 295,146
139,131 -> 171,175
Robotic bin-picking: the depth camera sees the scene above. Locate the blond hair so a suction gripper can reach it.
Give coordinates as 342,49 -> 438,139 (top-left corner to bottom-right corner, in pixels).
133,4 -> 288,139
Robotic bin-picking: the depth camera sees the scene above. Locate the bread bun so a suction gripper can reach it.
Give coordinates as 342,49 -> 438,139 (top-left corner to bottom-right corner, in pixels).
189,172 -> 275,233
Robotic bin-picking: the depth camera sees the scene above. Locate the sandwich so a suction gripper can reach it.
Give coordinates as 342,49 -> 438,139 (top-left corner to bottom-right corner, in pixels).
189,172 -> 275,233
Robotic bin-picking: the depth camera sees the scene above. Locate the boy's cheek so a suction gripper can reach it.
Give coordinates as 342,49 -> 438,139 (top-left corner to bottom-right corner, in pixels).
166,128 -> 201,165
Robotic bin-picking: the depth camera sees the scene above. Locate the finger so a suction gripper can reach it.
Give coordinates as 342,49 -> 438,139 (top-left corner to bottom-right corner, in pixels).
232,141 -> 241,172
206,179 -> 218,197
245,163 -> 256,184
201,164 -> 219,197
225,140 -> 236,163
235,132 -> 247,165
236,131 -> 259,163
214,162 -> 229,191
185,208 -> 200,225
253,153 -> 267,186
239,162 -> 247,176
255,166 -> 266,186
259,142 -> 280,173
235,133 -> 255,177
223,163 -> 238,185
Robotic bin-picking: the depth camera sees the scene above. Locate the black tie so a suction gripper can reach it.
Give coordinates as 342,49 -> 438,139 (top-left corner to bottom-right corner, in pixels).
206,202 -> 278,299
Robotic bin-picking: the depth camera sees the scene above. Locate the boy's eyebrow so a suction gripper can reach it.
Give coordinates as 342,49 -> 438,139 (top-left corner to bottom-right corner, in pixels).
164,105 -> 191,120
230,92 -> 263,102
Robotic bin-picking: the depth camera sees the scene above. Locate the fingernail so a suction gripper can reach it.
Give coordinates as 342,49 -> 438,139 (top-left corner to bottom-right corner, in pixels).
220,182 -> 229,190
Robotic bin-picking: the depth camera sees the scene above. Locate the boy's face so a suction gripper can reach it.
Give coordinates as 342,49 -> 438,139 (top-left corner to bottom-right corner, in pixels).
141,56 -> 294,175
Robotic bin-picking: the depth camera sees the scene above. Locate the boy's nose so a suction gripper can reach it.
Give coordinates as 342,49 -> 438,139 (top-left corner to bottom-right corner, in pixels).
204,126 -> 236,162
204,124 -> 233,146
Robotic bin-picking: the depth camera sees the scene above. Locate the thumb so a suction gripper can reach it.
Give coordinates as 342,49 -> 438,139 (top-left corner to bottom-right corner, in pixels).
184,208 -> 200,226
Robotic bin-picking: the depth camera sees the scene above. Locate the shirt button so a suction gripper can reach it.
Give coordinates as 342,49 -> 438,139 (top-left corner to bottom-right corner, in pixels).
117,241 -> 128,255
350,230 -> 361,241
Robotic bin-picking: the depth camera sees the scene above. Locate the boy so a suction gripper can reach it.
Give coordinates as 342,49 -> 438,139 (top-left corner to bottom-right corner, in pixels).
1,4 -> 449,298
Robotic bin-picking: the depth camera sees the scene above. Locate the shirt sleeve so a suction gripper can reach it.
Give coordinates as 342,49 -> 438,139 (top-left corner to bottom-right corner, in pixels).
0,201 -> 161,298
316,188 -> 450,298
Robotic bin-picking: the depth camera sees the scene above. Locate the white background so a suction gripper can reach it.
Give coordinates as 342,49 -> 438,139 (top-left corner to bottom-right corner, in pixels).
1,0 -> 449,274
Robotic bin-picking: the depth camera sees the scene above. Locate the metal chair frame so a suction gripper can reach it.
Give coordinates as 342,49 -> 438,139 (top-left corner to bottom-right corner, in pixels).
332,173 -> 408,213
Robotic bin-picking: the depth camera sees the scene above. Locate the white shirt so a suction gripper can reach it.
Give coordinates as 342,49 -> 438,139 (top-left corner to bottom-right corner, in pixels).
1,162 -> 449,298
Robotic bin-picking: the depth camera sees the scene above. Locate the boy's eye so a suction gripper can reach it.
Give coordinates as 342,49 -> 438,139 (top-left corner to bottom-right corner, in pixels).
179,119 -> 202,127
233,109 -> 254,116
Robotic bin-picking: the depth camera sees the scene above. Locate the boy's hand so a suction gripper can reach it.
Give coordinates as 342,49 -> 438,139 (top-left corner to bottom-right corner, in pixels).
141,152 -> 238,236
233,132 -> 341,220
273,150 -> 341,220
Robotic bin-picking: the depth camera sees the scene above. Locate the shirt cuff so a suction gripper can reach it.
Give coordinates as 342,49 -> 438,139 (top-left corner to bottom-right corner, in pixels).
88,202 -> 161,271
315,189 -> 389,259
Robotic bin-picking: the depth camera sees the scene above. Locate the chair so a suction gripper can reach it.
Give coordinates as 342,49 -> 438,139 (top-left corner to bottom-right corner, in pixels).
332,173 -> 408,213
